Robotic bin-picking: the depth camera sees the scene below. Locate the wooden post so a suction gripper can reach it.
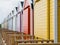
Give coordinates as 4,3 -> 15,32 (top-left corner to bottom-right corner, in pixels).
47,0 -> 50,40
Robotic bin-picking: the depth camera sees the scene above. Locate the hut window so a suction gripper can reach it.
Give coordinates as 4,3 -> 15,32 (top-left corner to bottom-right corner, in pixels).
21,2 -> 24,7
12,10 -> 14,14
10,13 -> 11,15
15,7 -> 18,11
31,3 -> 34,9
31,0 -> 33,2
31,0 -> 34,9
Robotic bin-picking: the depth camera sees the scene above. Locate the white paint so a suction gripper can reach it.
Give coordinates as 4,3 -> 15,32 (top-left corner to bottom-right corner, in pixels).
54,0 -> 57,43
13,16 -> 16,31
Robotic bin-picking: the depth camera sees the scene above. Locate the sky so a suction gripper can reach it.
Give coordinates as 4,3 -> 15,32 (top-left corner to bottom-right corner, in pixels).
0,0 -> 24,24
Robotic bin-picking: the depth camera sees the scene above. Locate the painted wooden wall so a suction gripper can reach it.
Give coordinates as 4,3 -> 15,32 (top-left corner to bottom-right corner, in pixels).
34,0 -> 55,40
34,0 -> 49,40
50,0 -> 54,40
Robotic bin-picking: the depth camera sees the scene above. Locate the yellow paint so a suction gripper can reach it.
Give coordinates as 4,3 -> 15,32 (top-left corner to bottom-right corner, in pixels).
34,0 -> 49,40
34,0 -> 55,40
50,0 -> 54,40
34,0 -> 60,41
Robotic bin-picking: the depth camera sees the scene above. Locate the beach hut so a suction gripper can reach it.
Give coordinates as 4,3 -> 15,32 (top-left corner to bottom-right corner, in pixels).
16,1 -> 24,32
22,0 -> 34,35
34,0 -> 50,40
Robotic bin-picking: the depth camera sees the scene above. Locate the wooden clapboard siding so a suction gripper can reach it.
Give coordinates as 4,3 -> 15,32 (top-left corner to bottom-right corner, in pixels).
50,0 -> 54,40
13,16 -> 16,31
34,0 -> 55,40
22,0 -> 31,35
34,0 -> 50,40
16,14 -> 20,32
22,6 -> 30,34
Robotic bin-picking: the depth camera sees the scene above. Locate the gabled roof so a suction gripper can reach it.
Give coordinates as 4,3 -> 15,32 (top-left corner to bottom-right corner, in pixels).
24,0 -> 33,9
35,0 -> 40,3
24,0 -> 30,8
15,7 -> 18,11
18,1 -> 24,12
21,1 -> 24,7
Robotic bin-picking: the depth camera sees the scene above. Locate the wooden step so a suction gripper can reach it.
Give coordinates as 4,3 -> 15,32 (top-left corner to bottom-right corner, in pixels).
15,39 -> 54,45
15,39 -> 54,43
18,43 -> 60,45
6,34 -> 34,45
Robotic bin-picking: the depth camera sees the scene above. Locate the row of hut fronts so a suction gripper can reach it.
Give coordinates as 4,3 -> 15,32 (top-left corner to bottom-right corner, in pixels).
1,0 -> 55,41
2,0 -> 60,42
1,0 -> 34,35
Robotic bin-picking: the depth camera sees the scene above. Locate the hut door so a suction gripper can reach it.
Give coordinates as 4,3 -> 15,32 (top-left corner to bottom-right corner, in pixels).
22,6 -> 30,34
